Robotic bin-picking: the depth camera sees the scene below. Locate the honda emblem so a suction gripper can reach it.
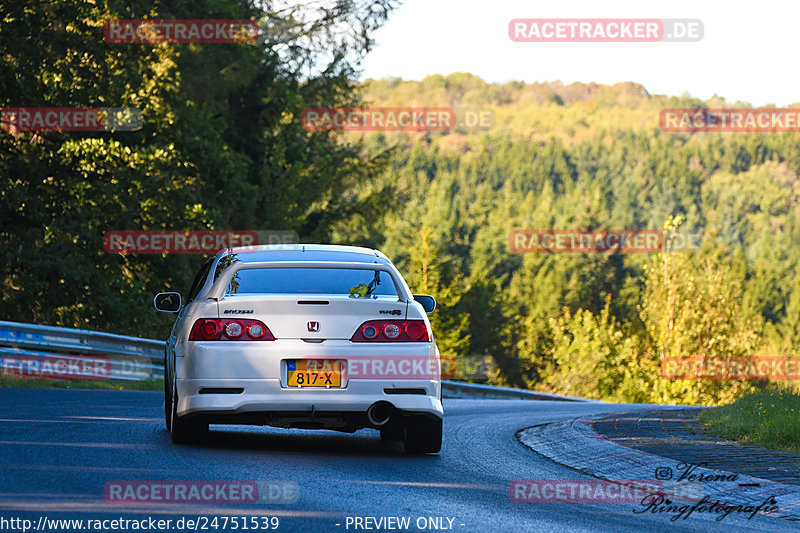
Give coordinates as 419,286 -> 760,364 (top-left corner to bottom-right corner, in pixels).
307,321 -> 320,332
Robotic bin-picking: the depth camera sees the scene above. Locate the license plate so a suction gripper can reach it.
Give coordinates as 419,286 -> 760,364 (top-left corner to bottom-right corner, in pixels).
287,359 -> 343,387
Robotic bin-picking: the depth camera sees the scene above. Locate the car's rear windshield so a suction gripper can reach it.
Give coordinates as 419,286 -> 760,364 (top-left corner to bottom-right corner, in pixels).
224,267 -> 399,297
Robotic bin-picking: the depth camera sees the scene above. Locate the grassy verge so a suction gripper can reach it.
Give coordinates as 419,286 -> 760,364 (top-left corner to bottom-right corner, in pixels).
0,378 -> 163,391
699,390 -> 800,454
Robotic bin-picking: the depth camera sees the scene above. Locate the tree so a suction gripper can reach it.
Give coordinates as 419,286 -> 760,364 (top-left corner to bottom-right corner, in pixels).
405,225 -> 471,380
540,295 -> 652,402
0,0 -> 397,337
638,216 -> 760,404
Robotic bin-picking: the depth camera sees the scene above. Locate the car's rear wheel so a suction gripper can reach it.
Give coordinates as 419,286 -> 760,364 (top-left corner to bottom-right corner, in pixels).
168,377 -> 208,445
163,357 -> 171,427
403,415 -> 442,454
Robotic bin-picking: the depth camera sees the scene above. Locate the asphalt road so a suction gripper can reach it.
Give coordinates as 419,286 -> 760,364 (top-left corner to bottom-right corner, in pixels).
0,389 -> 796,533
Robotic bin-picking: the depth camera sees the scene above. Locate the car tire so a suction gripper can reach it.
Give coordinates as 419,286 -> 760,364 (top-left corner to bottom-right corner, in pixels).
163,358 -> 171,428
168,378 -> 208,445
403,415 -> 442,454
164,370 -> 171,429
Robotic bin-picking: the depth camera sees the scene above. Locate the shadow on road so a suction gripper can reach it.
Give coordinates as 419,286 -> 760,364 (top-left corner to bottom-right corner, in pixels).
164,427 -> 441,459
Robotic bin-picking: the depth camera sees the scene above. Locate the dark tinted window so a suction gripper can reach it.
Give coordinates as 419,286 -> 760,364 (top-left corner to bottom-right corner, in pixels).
186,257 -> 214,302
224,268 -> 398,297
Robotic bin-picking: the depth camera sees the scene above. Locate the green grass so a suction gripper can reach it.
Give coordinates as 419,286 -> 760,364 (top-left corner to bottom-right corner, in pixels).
0,378 -> 163,391
699,390 -> 800,454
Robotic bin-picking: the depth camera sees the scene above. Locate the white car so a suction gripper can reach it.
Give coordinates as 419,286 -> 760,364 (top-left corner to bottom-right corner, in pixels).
153,244 -> 443,453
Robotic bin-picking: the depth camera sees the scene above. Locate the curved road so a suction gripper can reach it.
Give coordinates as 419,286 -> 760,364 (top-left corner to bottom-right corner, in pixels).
0,389 -> 794,532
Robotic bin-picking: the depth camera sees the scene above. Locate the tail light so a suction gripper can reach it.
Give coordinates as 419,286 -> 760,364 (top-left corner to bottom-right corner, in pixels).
189,319 -> 275,341
351,320 -> 430,342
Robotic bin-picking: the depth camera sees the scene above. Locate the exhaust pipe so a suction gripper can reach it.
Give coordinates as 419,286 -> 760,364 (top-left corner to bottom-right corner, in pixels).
367,401 -> 394,426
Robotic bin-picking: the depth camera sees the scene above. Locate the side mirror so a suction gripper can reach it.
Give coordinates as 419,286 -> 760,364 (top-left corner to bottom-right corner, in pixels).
413,294 -> 436,313
154,292 -> 182,313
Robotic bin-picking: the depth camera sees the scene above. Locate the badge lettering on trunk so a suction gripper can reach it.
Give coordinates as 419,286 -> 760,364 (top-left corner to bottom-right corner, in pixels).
307,321 -> 320,332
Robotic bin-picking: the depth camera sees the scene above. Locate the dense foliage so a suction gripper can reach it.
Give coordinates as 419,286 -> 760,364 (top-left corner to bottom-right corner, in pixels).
1,0 -> 396,334
337,75 -> 800,404
2,4 -> 798,404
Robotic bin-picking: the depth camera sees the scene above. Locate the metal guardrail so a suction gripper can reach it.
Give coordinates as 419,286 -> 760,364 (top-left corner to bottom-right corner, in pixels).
0,321 -> 588,400
0,320 -> 164,381
440,381 -> 590,402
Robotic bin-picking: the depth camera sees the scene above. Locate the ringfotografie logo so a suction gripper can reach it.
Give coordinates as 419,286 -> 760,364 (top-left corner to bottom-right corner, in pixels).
634,494 -> 779,522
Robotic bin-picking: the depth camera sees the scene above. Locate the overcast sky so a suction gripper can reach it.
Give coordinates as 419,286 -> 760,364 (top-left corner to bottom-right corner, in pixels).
359,0 -> 798,106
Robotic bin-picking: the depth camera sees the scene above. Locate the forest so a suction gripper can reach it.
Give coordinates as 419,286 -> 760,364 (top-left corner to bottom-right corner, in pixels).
3,2 -> 799,405
349,75 -> 800,405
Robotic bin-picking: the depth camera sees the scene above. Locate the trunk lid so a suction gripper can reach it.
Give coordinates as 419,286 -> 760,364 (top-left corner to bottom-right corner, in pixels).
216,295 -> 407,340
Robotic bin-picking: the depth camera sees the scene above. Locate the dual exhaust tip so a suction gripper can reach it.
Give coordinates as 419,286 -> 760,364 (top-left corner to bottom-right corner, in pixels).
367,401 -> 394,426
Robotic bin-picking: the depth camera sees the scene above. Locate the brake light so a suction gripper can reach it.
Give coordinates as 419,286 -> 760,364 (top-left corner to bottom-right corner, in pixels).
199,320 -> 219,339
189,319 -> 275,341
404,321 -> 426,341
351,320 -> 430,342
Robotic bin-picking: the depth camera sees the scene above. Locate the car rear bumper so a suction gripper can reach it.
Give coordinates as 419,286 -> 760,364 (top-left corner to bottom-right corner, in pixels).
176,377 -> 443,419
